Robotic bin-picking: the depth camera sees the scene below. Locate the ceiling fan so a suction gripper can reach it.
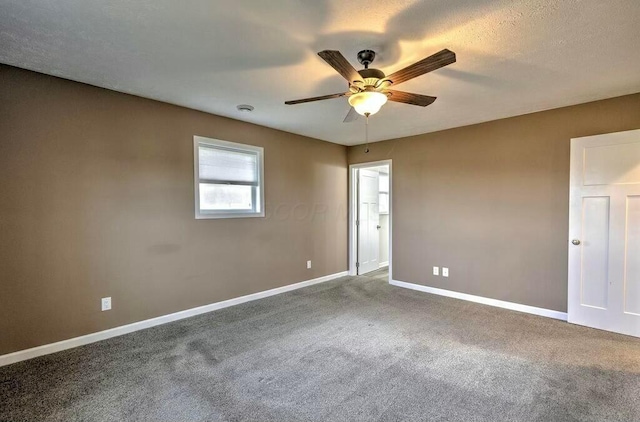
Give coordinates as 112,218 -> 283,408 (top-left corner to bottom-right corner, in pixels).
285,48 -> 456,122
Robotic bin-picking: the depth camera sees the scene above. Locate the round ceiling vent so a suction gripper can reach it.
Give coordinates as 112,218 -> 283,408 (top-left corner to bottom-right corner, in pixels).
236,104 -> 254,112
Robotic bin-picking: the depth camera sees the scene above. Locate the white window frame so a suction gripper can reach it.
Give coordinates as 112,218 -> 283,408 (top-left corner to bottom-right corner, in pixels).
193,136 -> 265,219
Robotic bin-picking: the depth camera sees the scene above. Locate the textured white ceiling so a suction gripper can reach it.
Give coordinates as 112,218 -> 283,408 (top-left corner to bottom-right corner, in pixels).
1,0 -> 639,145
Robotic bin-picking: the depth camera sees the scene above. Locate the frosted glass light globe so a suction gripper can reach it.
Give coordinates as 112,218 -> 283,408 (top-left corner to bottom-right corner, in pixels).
348,91 -> 388,116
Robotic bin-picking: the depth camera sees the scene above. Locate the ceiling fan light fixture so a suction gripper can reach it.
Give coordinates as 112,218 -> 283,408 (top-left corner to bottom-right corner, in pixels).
348,91 -> 388,116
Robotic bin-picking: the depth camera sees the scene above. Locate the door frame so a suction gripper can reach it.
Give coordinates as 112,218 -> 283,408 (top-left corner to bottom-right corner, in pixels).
349,159 -> 392,283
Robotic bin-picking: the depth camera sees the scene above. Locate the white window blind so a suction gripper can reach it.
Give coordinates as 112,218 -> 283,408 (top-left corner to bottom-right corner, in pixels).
198,146 -> 258,184
194,136 -> 264,219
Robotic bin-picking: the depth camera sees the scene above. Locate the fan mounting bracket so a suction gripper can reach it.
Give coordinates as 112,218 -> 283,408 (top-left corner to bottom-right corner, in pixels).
357,50 -> 376,69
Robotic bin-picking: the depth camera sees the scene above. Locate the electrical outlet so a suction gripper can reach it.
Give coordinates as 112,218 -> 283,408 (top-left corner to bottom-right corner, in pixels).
101,297 -> 112,311
433,266 -> 439,276
442,267 -> 449,277
307,260 -> 312,269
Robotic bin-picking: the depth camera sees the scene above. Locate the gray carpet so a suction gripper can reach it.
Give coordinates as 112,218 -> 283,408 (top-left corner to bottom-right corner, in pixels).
1,269 -> 640,422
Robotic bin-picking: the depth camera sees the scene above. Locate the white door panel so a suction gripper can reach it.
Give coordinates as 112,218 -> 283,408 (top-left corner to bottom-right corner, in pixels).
358,169 -> 380,274
579,196 -> 610,309
583,142 -> 640,185
569,129 -> 640,337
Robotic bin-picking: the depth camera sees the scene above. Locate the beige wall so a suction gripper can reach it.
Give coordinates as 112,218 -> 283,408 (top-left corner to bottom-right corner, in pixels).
348,93 -> 640,312
0,65 -> 348,355
2,63 -> 639,356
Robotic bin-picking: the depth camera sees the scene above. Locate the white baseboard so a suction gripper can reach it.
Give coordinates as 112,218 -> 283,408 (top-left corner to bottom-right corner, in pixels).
390,279 -> 568,321
0,271 -> 349,367
379,261 -> 389,268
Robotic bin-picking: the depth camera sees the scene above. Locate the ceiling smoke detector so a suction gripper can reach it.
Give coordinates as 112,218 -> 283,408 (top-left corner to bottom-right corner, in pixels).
237,104 -> 254,112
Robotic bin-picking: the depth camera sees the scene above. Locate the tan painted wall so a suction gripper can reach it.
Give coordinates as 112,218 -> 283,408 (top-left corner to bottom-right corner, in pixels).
348,93 -> 640,312
0,65 -> 348,355
2,63 -> 638,356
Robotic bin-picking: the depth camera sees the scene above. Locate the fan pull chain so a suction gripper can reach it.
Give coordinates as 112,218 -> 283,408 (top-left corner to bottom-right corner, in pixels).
364,112 -> 370,153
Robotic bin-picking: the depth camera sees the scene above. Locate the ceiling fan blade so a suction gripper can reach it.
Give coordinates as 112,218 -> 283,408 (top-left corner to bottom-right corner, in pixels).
386,90 -> 437,107
343,107 -> 359,123
385,49 -> 456,86
318,50 -> 364,84
285,92 -> 347,105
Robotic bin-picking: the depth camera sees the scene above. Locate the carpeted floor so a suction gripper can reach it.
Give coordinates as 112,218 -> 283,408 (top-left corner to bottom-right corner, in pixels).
1,269 -> 640,421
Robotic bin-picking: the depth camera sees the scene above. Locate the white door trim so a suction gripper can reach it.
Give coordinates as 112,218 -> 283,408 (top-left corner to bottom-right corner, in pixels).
349,160 -> 392,283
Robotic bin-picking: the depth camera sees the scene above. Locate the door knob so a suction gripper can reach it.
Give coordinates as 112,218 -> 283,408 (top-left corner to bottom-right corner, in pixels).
377,225 -> 381,229
571,239 -> 581,245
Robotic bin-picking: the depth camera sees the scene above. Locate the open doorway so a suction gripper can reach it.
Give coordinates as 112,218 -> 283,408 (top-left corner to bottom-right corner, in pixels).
349,160 -> 392,282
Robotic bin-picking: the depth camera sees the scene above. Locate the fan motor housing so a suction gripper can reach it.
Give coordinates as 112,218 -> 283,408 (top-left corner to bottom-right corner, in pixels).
358,68 -> 385,80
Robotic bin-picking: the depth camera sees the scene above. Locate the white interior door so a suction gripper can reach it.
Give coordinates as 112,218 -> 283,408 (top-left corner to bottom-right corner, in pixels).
358,169 -> 380,274
568,129 -> 640,337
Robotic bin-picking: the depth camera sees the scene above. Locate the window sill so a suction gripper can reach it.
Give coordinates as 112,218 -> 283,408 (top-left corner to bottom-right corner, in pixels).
195,211 -> 265,220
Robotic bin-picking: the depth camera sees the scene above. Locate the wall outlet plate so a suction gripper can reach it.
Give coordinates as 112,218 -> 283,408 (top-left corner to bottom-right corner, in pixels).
101,297 -> 112,311
307,260 -> 312,269
433,266 -> 439,276
442,267 -> 449,277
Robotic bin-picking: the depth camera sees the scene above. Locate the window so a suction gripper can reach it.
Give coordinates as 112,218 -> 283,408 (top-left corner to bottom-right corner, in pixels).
194,136 -> 264,219
379,172 -> 389,214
